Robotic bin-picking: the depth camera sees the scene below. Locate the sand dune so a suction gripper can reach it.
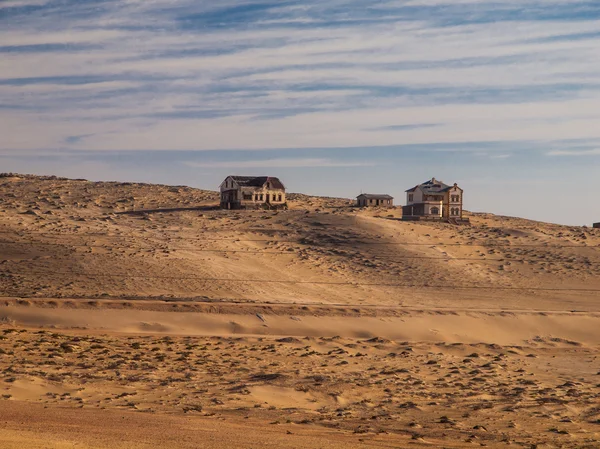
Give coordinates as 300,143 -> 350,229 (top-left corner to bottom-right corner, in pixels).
2,303 -> 600,345
1,174 -> 599,448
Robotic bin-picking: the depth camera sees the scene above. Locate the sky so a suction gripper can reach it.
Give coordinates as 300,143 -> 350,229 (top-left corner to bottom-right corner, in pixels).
1,0 -> 599,226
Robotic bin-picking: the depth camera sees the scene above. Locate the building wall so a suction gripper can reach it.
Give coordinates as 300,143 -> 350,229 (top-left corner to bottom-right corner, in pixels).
403,201 -> 442,217
224,187 -> 285,208
357,197 -> 393,207
425,201 -> 443,217
406,183 -> 463,218
220,177 -> 236,192
441,188 -> 462,218
446,186 -> 463,218
243,188 -> 285,205
220,177 -> 286,209
594,223 -> 600,229
402,203 -> 425,216
406,188 -> 422,205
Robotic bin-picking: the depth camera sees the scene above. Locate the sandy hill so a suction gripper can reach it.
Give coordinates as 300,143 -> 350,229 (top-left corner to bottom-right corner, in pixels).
0,173 -> 598,311
2,174 -> 600,449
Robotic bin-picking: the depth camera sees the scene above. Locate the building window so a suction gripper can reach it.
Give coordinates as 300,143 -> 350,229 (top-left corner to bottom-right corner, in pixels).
431,206 -> 439,215
278,194 -> 282,202
408,194 -> 413,202
259,194 -> 264,201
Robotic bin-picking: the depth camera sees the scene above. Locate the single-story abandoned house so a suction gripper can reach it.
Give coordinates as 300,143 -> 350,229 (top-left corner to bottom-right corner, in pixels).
356,194 -> 394,207
402,178 -> 464,221
220,176 -> 286,210
594,222 -> 600,229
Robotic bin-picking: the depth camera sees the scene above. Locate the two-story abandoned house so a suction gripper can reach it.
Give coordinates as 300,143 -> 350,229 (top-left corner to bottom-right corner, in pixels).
356,194 -> 394,207
402,178 -> 464,220
220,176 -> 286,210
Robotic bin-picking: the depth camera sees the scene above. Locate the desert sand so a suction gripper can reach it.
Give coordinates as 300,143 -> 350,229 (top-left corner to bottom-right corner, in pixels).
1,173 -> 599,448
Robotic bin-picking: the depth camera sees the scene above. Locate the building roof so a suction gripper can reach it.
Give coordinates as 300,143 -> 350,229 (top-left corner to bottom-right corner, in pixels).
357,194 -> 394,200
228,176 -> 285,190
406,177 -> 453,194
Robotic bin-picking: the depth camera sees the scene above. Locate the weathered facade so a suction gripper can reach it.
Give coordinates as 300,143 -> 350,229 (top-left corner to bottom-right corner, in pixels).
403,178 -> 465,221
356,194 -> 394,207
220,176 -> 286,210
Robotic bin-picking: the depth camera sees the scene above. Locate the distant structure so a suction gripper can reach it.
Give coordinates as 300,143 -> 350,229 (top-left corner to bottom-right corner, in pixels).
594,222 -> 600,229
403,177 -> 466,221
220,176 -> 286,210
356,194 -> 394,208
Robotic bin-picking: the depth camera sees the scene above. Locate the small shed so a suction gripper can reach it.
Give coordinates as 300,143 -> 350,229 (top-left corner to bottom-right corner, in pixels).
356,194 -> 394,207
594,222 -> 600,229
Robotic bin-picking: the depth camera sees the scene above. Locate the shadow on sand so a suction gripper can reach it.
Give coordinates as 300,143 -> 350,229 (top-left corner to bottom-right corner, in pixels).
115,205 -> 220,216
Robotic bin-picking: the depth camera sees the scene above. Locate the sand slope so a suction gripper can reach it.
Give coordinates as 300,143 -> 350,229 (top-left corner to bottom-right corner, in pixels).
1,174 -> 600,448
1,174 -> 599,309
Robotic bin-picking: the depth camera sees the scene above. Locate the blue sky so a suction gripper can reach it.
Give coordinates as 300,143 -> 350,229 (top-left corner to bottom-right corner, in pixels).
1,0 -> 599,225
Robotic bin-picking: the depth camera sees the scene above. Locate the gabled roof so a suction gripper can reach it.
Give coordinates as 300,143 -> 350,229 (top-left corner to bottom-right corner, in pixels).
406,177 -> 454,194
227,176 -> 285,190
357,194 -> 394,200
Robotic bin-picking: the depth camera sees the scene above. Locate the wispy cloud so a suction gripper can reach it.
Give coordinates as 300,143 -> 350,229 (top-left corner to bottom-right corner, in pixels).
0,0 -> 51,8
547,148 -> 600,156
184,157 -> 376,168
369,123 -> 440,131
2,0 -> 600,155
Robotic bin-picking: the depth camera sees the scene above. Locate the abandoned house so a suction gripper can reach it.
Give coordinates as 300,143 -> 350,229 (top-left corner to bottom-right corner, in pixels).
402,177 -> 464,221
356,194 -> 394,207
220,176 -> 286,210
